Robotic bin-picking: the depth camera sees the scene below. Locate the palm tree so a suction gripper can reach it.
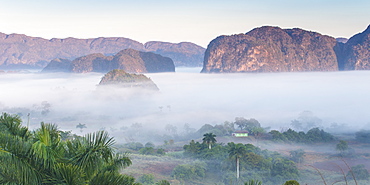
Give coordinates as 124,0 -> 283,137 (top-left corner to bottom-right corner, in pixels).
202,133 -> 216,149
0,113 -> 40,184
76,123 -> 87,132
0,112 -> 137,185
228,142 -> 247,179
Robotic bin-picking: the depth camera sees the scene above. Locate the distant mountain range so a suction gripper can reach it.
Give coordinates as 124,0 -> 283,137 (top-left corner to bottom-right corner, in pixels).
201,25 -> 370,73
2,25 -> 369,73
0,33 -> 205,69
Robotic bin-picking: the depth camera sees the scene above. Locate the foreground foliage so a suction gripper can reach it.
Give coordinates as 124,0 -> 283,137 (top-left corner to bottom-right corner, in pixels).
0,112 -> 139,185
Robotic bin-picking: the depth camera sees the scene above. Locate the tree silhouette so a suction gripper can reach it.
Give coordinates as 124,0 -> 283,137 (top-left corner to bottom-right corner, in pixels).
76,123 -> 87,132
202,132 -> 216,149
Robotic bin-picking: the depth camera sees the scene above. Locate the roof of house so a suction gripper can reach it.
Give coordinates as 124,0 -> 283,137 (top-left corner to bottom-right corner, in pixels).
232,130 -> 249,133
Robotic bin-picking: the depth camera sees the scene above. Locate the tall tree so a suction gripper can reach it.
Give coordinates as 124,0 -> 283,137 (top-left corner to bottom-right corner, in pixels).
228,142 -> 247,179
202,133 -> 217,149
234,117 -> 261,132
336,140 -> 349,156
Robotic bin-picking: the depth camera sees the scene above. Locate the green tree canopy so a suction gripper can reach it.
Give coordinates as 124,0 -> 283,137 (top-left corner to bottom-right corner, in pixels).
172,161 -> 207,181
355,130 -> 370,143
234,117 -> 261,132
269,128 -> 333,144
289,149 -> 305,163
336,140 -> 349,154
284,180 -> 300,185
347,164 -> 369,180
202,132 -> 217,149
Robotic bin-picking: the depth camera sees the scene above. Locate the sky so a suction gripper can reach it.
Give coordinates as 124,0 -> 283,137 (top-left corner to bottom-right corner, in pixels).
0,0 -> 369,47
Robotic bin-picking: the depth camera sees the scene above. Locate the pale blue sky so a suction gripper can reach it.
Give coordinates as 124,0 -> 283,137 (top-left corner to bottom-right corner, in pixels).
0,0 -> 369,47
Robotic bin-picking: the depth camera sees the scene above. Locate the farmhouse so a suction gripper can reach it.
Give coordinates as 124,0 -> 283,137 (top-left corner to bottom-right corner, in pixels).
232,130 -> 249,137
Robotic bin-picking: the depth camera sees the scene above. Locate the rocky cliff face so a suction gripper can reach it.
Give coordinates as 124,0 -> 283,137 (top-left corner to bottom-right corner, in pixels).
112,49 -> 175,73
69,53 -> 114,73
0,33 -> 204,69
144,41 -> 205,67
98,69 -> 159,90
43,49 -> 175,73
202,26 -> 339,73
42,58 -> 72,72
338,25 -> 370,70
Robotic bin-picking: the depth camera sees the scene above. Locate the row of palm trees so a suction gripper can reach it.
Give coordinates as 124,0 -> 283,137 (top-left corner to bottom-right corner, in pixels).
0,112 -> 138,185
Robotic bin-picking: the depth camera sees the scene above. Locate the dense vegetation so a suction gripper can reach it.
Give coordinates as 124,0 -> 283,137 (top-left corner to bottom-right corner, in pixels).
181,138 -> 299,184
0,112 -> 139,185
268,128 -> 334,143
191,117 -> 265,138
98,69 -> 159,90
355,130 -> 370,143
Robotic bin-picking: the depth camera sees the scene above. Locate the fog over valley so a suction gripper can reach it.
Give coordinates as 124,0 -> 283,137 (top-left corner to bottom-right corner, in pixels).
1,68 -> 369,142
1,1 -> 369,184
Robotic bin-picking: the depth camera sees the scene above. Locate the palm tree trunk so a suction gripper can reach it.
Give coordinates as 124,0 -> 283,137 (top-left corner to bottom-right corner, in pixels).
236,157 -> 239,179
208,143 -> 211,149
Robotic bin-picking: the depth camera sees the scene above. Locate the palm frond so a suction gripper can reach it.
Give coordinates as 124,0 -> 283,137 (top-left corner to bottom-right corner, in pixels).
0,112 -> 30,139
32,123 -> 64,171
70,130 -> 116,179
0,147 -> 42,184
102,153 -> 132,172
51,163 -> 86,185
89,171 -> 137,185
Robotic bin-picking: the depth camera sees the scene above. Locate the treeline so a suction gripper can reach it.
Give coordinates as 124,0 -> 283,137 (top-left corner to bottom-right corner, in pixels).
121,141 -> 166,156
269,127 -> 334,143
355,130 -> 370,143
194,117 -> 265,137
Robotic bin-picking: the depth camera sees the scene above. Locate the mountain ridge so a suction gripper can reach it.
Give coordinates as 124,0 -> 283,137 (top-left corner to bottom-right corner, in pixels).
42,48 -> 175,73
0,33 -> 205,69
201,25 -> 370,73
